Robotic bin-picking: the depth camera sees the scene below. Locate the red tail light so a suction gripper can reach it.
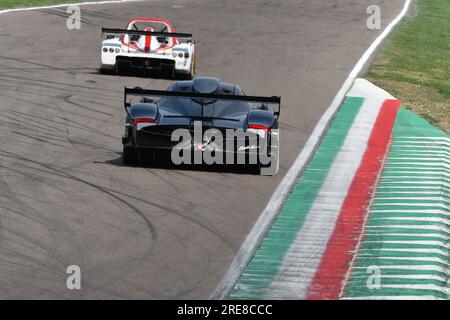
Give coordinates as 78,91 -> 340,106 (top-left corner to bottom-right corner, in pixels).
248,124 -> 269,132
132,118 -> 156,124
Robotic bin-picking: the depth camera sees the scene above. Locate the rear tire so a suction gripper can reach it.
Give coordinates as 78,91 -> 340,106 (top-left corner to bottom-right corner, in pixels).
115,64 -> 123,76
99,67 -> 115,75
123,146 -> 139,165
140,148 -> 157,167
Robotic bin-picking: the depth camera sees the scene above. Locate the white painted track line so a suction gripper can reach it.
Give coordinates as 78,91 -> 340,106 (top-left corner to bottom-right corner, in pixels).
0,0 -> 145,15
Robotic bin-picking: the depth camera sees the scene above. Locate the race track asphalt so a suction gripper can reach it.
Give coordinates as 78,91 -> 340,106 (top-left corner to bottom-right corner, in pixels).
0,0 -> 404,299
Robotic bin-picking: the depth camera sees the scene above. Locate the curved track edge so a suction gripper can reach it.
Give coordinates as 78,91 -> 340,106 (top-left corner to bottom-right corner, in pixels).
210,0 -> 412,300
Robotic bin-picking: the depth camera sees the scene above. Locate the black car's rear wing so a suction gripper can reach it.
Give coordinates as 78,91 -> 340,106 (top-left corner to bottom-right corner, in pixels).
102,28 -> 193,41
124,87 -> 281,118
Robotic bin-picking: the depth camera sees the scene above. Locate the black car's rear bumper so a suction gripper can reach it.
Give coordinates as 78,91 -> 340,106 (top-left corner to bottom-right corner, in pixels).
123,127 -> 274,164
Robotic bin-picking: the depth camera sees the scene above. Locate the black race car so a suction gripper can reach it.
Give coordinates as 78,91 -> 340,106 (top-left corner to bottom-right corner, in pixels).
122,77 -> 280,175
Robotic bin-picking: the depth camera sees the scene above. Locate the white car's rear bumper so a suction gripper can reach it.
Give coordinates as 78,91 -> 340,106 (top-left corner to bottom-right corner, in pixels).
101,51 -> 191,74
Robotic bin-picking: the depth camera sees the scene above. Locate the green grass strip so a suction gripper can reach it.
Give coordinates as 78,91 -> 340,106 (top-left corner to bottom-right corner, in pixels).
366,0 -> 450,133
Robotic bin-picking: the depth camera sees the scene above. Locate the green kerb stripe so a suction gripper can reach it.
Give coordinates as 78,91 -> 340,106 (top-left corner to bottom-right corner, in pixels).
228,97 -> 364,299
344,108 -> 450,300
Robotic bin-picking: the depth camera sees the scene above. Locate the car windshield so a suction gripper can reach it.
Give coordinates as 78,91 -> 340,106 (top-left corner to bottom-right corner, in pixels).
130,21 -> 168,32
126,20 -> 174,46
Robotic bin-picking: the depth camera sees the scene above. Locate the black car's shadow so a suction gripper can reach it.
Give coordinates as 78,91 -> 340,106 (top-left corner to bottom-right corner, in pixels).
98,153 -> 260,175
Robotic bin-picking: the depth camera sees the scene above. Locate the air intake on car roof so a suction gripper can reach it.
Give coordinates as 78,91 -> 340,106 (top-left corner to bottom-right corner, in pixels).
192,77 -> 220,94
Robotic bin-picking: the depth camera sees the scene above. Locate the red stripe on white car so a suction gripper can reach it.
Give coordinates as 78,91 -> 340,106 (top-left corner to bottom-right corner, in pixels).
144,28 -> 152,52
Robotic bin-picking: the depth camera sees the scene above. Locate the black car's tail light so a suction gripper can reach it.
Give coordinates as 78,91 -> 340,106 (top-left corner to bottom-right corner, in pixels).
248,124 -> 269,132
133,118 -> 156,124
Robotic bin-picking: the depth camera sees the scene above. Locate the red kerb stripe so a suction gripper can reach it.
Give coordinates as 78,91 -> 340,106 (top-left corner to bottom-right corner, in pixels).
307,99 -> 400,299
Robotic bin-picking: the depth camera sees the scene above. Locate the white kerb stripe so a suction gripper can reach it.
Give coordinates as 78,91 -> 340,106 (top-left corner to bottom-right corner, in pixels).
264,89 -> 385,299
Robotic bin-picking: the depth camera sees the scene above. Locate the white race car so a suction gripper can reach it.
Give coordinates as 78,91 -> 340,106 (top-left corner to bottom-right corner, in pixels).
101,18 -> 195,79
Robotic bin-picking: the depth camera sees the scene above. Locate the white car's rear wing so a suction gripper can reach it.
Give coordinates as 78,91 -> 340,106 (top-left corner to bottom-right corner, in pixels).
101,28 -> 193,42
